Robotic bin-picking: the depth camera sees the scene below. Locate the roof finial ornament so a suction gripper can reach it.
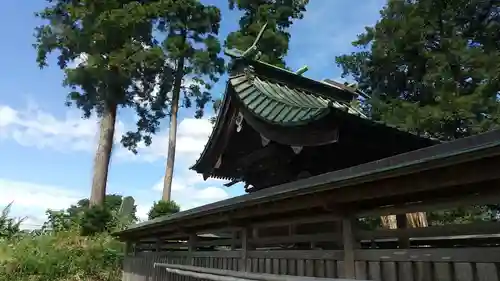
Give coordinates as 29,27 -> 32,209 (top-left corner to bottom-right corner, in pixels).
295,65 -> 309,75
224,22 -> 269,59
235,111 -> 244,132
241,22 -> 268,59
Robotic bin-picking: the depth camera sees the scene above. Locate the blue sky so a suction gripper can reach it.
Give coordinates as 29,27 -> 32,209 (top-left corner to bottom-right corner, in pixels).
0,0 -> 385,228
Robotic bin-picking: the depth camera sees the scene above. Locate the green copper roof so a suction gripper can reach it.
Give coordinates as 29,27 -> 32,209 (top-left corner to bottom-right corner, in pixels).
229,72 -> 366,126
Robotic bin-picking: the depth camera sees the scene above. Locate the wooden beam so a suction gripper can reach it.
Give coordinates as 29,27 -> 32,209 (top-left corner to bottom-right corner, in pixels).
354,248 -> 500,263
224,179 -> 242,187
164,267 -> 250,281
324,156 -> 500,205
250,213 -> 341,229
197,239 -> 240,247
253,233 -> 341,246
247,250 -> 343,260
155,262 -> 369,281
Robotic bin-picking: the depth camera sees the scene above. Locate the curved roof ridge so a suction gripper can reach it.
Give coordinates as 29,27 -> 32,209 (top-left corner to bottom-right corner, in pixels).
229,73 -> 331,126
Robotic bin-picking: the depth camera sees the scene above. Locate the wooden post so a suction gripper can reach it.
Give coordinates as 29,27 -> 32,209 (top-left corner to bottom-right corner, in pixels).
230,230 -> 238,250
342,217 -> 356,279
252,228 -> 259,239
155,239 -> 162,252
125,241 -> 132,256
396,214 -> 410,249
241,228 -> 252,271
188,234 -> 197,265
132,242 -> 137,256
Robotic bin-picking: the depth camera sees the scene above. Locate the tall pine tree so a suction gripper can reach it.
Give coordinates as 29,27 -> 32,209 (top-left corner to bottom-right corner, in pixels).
226,0 -> 309,67
139,0 -> 225,201
336,0 -> 500,226
336,0 -> 500,140
35,0 -> 167,206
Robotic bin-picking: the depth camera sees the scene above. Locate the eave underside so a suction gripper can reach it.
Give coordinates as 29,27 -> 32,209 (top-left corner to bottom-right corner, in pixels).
116,129 -> 500,241
194,99 -> 438,191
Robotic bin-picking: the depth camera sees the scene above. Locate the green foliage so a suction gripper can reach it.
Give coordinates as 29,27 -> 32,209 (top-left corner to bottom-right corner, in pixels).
226,0 -> 309,67
0,231 -> 123,281
34,0 -> 169,152
44,195 -> 137,234
0,203 -> 24,240
121,0 -> 226,153
148,200 -> 180,220
44,210 -> 75,233
209,0 -> 310,120
335,0 -> 500,224
428,205 -> 497,226
335,0 -> 500,140
67,194 -> 138,222
357,216 -> 382,231
79,206 -> 113,236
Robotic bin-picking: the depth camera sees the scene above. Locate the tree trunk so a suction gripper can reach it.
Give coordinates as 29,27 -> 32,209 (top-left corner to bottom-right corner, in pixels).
162,56 -> 185,201
407,212 -> 428,227
381,215 -> 397,229
380,212 -> 428,229
89,103 -> 117,206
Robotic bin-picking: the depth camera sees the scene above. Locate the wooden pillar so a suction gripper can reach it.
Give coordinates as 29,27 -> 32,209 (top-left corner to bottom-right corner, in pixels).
132,242 -> 137,256
155,239 -> 162,252
188,234 -> 197,265
342,217 -> 357,279
252,228 -> 259,239
230,230 -> 238,250
241,227 -> 253,272
396,214 -> 410,249
124,241 -> 130,256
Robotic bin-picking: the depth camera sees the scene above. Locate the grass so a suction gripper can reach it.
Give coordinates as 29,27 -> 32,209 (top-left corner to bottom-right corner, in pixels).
0,230 -> 124,281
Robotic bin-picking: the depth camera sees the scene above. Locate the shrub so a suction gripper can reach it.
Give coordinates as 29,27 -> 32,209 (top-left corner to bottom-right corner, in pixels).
148,200 -> 180,220
0,230 -> 124,281
79,206 -> 114,236
0,203 -> 24,240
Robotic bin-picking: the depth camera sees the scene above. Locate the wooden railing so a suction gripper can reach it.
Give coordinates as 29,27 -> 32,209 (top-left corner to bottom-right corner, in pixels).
153,263 -> 368,281
122,248 -> 500,281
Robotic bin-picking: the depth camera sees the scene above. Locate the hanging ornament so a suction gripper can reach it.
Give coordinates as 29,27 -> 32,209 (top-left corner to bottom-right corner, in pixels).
235,112 -> 244,132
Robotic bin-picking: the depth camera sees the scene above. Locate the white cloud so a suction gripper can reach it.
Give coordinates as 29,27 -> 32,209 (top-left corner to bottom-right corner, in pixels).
0,103 -> 213,163
0,102 -> 228,227
0,178 -> 83,229
117,116 -> 214,162
0,172 -> 230,229
152,169 -> 229,211
0,104 -> 100,152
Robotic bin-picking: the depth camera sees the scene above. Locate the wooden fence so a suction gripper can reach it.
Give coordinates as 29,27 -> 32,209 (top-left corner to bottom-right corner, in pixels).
123,248 -> 500,281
